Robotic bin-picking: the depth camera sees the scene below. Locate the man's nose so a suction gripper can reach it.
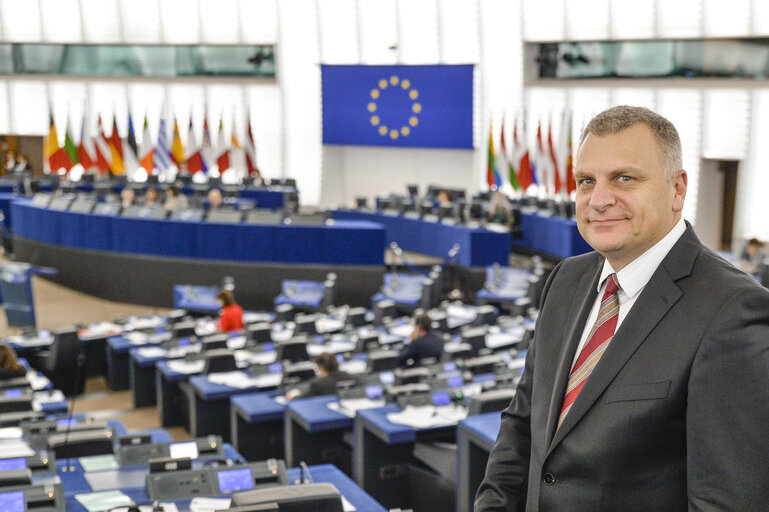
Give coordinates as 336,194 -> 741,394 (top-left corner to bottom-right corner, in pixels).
588,180 -> 616,210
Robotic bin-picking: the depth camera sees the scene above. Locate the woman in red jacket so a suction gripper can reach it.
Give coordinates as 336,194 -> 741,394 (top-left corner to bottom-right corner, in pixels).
217,290 -> 244,332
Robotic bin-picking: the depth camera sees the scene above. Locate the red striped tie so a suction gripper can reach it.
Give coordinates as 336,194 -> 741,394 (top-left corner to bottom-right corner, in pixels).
558,273 -> 621,429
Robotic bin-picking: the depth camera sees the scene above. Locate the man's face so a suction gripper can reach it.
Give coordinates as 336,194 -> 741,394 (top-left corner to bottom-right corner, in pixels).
574,123 -> 687,270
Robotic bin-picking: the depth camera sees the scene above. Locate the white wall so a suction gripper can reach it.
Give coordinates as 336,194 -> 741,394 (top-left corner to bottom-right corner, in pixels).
320,145 -> 476,208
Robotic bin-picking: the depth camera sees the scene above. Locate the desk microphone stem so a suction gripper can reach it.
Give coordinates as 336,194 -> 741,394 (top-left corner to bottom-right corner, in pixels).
61,353 -> 86,473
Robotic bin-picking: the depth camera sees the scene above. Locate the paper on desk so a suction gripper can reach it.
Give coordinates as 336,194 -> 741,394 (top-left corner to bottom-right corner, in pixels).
167,344 -> 201,358
342,496 -> 356,511
166,360 -> 206,375
124,332 -> 149,345
26,370 -> 51,390
243,351 -> 277,366
0,428 -> 23,441
386,405 -> 468,429
316,318 -> 345,334
189,497 -> 231,512
208,371 -> 282,389
330,398 -> 386,418
136,346 -> 167,358
227,336 -> 247,350
389,323 -> 414,338
307,340 -> 355,356
486,332 -> 519,349
339,359 -> 367,375
79,455 -> 119,472
9,335 -> 53,348
272,329 -> 292,343
75,490 -> 134,512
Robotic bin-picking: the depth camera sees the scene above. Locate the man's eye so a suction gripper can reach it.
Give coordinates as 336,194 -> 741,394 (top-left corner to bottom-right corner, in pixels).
578,178 -> 594,186
618,175 -> 633,182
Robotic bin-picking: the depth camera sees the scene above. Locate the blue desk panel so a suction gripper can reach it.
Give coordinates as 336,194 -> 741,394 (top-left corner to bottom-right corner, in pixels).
286,395 -> 352,433
11,201 -> 385,265
516,211 -> 592,259
331,209 -> 511,267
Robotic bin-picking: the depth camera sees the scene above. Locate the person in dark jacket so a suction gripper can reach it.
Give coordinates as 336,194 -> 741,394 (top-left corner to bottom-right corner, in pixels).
286,353 -> 358,400
0,344 -> 25,380
398,314 -> 444,367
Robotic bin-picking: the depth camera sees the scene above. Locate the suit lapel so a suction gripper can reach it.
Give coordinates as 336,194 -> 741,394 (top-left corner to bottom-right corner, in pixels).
546,226 -> 700,454
544,262 -> 602,450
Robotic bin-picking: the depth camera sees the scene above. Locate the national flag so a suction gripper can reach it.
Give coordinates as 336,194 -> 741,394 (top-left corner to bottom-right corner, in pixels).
63,119 -> 78,168
548,121 -> 562,195
321,64 -> 473,149
139,116 -> 154,173
215,117 -> 229,173
185,119 -> 208,174
486,120 -> 501,189
244,111 -> 259,177
154,116 -> 172,173
171,117 -> 185,164
43,114 -> 59,173
122,114 -> 139,177
94,115 -> 111,174
535,119 -> 549,190
499,116 -> 520,191
563,112 -> 576,194
108,118 -> 125,175
514,118 -> 533,190
77,114 -> 95,171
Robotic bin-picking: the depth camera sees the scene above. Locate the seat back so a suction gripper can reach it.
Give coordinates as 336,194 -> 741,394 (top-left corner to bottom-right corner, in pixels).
48,328 -> 84,397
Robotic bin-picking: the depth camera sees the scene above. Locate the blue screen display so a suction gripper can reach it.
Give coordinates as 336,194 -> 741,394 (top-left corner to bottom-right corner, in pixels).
262,343 -> 274,352
443,362 -> 457,372
335,354 -> 344,364
268,363 -> 282,373
447,375 -> 463,388
0,459 -> 25,471
178,338 -> 190,346
4,390 -> 22,398
217,468 -> 253,493
365,385 -> 383,399
379,371 -> 394,384
57,418 -> 77,428
432,392 -> 451,406
0,491 -> 24,512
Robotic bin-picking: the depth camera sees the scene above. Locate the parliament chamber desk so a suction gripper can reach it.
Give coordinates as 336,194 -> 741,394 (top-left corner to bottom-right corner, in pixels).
156,360 -> 198,429
331,209 -> 511,267
284,395 -> 355,476
185,372 -> 283,442
515,210 -> 592,259
61,463 -> 385,512
456,412 -> 501,512
230,392 -> 286,462
353,404 -> 463,510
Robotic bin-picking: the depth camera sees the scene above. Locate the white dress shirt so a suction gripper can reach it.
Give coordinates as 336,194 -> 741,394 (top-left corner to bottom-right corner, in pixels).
571,217 -> 687,370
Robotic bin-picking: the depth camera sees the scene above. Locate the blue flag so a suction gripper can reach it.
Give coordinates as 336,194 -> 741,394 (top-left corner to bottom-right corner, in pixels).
322,64 -> 473,149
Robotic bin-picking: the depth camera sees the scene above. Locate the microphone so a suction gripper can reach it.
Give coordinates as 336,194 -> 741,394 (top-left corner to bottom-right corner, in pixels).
61,353 -> 86,473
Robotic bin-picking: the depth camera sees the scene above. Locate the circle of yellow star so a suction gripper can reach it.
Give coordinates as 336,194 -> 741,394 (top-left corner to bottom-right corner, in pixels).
371,116 -> 380,126
379,125 -> 388,135
409,117 -> 418,126
401,79 -> 410,89
390,129 -> 399,139
412,103 -> 422,113
378,79 -> 387,89
401,127 -> 410,136
390,76 -> 399,86
409,90 -> 418,100
371,89 -> 380,99
367,102 -> 376,112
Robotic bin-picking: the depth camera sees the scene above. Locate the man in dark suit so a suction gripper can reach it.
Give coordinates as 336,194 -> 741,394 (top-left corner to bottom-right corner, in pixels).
398,314 -> 444,367
475,106 -> 769,511
303,353 -> 358,398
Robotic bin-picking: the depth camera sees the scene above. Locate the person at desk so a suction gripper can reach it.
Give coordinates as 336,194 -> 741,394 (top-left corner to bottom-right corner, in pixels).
217,289 -> 244,332
487,190 -> 514,226
475,106 -> 769,511
398,314 -> 444,368
163,185 -> 188,211
740,237 -> 766,275
437,189 -> 453,207
286,353 -> 358,400
0,344 -> 25,380
207,188 -> 223,209
120,188 -> 135,209
144,186 -> 160,206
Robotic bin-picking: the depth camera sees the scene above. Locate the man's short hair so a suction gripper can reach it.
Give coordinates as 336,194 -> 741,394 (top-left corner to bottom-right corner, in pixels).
415,314 -> 433,333
580,105 -> 682,181
313,352 -> 339,373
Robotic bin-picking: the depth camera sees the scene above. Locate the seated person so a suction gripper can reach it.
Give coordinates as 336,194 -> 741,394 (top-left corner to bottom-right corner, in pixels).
0,344 -> 25,380
398,314 -> 444,367
437,189 -> 453,206
487,190 -> 514,225
120,188 -> 135,208
164,185 -> 189,211
217,289 -> 244,332
144,186 -> 160,206
207,188 -> 223,209
287,353 -> 358,400
741,238 -> 766,275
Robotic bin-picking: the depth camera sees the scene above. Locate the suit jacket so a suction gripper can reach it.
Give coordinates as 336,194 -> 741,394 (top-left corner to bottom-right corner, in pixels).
306,370 -> 358,397
398,330 -> 444,367
476,226 -> 769,511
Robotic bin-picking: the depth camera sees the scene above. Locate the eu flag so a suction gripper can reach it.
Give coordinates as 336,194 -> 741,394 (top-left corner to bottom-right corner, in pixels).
322,64 -> 473,149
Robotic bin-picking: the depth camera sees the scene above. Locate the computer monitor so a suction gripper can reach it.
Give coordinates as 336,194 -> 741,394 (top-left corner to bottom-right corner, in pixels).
31,193 -> 52,208
91,201 -> 121,216
289,212 -> 327,226
68,198 -> 96,214
231,483 -> 343,512
48,196 -> 73,211
355,197 -> 367,209
171,209 -> 205,221
245,210 -> 284,225
276,339 -> 309,363
407,184 -> 418,197
207,209 -> 244,224
461,328 -> 488,355
247,323 -> 272,343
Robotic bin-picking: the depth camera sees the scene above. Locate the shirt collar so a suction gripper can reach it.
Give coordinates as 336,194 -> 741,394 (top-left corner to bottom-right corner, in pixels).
598,217 -> 687,297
